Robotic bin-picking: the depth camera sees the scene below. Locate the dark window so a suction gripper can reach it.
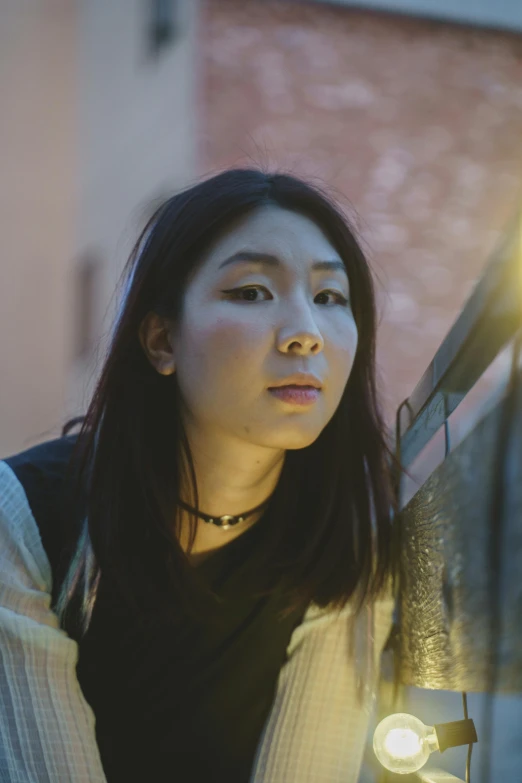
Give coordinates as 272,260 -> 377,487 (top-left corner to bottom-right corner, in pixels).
149,0 -> 179,57
74,252 -> 100,361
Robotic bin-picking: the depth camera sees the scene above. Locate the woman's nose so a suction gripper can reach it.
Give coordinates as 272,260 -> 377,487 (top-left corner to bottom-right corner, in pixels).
281,333 -> 323,355
276,307 -> 324,355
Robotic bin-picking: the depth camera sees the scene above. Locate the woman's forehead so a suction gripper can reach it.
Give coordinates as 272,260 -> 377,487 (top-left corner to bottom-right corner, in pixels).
202,205 -> 342,269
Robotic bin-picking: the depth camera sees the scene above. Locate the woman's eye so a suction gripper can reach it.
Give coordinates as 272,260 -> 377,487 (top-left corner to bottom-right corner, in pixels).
221,286 -> 349,306
221,285 -> 271,302
315,290 -> 349,306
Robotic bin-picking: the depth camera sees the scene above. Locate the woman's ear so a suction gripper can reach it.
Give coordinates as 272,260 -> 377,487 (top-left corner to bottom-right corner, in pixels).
138,311 -> 176,376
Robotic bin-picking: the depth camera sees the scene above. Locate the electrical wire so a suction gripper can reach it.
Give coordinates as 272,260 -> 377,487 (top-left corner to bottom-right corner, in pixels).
462,692 -> 472,783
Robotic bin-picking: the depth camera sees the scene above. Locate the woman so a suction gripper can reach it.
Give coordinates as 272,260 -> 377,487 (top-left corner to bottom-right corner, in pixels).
0,168 -> 397,782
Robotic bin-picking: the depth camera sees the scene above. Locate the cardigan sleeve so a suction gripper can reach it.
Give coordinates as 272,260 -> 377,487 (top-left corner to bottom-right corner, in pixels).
0,460 -> 108,783
249,584 -> 395,783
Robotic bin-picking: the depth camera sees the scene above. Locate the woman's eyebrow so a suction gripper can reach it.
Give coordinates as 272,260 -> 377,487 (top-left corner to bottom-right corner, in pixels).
218,250 -> 348,275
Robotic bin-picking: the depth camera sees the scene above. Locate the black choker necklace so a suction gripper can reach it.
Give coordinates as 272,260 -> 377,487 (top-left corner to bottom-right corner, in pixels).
177,497 -> 271,531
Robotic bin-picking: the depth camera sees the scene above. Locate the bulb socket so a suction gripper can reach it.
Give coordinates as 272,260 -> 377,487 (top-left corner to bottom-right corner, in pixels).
433,718 -> 478,753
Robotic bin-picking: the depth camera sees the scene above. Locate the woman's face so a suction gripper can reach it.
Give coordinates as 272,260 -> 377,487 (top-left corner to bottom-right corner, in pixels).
166,205 -> 358,451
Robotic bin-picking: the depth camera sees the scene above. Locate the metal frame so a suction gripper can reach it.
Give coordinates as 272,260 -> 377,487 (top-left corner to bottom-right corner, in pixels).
417,771 -> 467,783
397,212 -> 522,469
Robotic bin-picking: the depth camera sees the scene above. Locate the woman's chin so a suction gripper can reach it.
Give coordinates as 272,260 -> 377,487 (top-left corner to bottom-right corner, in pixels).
263,426 -> 322,451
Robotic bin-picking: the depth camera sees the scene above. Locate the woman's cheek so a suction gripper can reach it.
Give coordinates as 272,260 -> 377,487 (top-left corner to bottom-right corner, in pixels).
208,317 -> 267,357
327,321 -> 357,355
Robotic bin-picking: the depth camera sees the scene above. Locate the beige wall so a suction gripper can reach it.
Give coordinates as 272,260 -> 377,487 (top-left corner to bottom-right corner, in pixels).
0,0 -> 199,457
69,0 -> 200,418
0,0 -> 77,457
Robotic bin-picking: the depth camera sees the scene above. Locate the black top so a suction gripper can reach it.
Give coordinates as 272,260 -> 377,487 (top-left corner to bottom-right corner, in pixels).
5,436 -> 307,782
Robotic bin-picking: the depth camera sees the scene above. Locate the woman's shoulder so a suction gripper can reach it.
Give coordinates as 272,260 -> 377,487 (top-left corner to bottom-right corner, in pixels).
291,586 -> 396,659
1,434 -> 81,582
3,433 -> 79,479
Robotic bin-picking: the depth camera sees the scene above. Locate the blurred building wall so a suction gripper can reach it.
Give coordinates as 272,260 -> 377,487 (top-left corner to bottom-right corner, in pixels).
69,0 -> 200,419
200,0 -> 522,427
0,0 -> 199,458
0,1 -> 77,458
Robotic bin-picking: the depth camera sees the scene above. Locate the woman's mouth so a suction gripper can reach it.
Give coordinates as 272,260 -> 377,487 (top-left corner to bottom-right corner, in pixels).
268,385 -> 321,405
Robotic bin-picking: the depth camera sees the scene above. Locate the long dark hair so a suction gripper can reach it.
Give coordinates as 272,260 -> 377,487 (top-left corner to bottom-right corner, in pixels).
56,168 -> 398,639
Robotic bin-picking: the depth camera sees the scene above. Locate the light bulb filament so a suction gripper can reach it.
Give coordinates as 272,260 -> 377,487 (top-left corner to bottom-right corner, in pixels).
384,727 -> 423,760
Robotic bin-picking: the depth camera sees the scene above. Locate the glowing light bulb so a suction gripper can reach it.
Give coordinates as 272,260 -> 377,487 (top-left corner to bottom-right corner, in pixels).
373,713 -> 440,774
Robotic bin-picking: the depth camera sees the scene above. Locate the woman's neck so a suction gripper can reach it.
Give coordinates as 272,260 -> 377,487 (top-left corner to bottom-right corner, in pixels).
176,427 -> 285,559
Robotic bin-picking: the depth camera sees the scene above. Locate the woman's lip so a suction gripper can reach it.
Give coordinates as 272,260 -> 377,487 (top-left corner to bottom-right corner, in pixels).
268,385 -> 321,405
